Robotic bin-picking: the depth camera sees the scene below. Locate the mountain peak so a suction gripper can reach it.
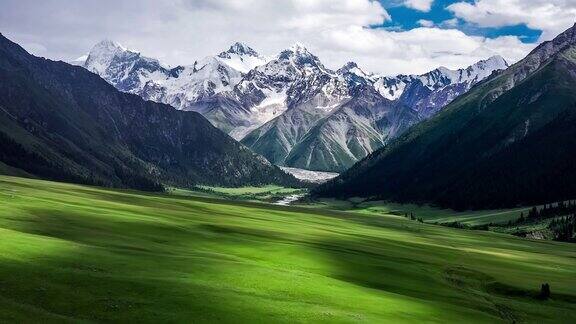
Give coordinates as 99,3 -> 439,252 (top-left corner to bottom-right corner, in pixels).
91,39 -> 127,53
468,55 -> 509,72
481,55 -> 508,67
290,42 -> 309,52
216,42 -> 266,73
340,61 -> 358,71
224,42 -> 259,57
337,62 -> 369,78
84,39 -> 137,75
278,42 -> 317,62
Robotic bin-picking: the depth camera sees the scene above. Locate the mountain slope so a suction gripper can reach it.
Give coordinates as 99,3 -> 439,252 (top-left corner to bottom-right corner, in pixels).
374,55 -> 508,118
83,41 -> 268,134
0,33 -> 297,189
81,40 -> 507,172
282,88 -> 417,171
240,56 -> 505,172
314,24 -> 576,209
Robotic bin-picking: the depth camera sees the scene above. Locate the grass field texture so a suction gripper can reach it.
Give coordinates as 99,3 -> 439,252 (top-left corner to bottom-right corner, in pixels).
300,198 -> 531,226
171,185 -> 304,202
0,176 -> 575,322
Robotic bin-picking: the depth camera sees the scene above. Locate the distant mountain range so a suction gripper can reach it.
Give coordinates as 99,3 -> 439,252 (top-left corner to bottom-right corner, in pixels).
314,23 -> 576,210
0,34 -> 298,190
78,40 -> 507,171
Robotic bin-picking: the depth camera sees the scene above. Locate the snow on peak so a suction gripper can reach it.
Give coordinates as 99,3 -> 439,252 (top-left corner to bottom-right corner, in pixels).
338,62 -> 358,72
277,43 -> 324,70
337,61 -> 371,79
472,55 -> 508,71
83,39 -> 144,76
224,42 -> 259,57
457,55 -> 508,85
78,38 -> 512,151
373,55 -> 508,100
290,42 -> 309,53
91,39 -> 128,55
216,42 -> 266,73
417,55 -> 508,90
278,43 -> 317,61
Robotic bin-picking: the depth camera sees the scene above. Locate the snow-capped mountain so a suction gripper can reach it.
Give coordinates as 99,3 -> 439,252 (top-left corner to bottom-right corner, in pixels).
223,43 -> 354,138
217,42 -> 268,73
240,54 -> 506,171
82,40 -> 267,132
80,40 -> 507,171
83,40 -> 174,93
373,55 -> 509,117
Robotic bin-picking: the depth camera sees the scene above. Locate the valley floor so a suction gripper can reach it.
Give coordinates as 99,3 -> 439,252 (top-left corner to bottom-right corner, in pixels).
0,176 -> 575,322
297,198 -> 531,226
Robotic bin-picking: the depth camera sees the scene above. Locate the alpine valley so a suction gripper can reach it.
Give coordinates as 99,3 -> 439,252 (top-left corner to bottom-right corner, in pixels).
0,34 -> 298,190
2,2 -> 576,322
79,40 -> 508,172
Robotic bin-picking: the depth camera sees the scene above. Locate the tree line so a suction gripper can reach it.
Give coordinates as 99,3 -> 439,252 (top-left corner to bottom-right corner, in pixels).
511,201 -> 576,242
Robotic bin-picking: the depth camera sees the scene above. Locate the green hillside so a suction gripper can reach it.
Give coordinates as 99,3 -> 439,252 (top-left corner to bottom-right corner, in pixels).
0,175 -> 574,322
314,25 -> 576,210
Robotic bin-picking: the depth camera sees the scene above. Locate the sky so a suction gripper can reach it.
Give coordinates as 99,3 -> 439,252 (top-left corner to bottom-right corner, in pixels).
1,0 -> 575,75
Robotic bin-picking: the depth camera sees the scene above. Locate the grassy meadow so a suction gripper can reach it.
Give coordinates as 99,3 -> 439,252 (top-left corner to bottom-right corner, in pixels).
298,198 -> 531,226
0,176 -> 575,322
170,185 -> 305,202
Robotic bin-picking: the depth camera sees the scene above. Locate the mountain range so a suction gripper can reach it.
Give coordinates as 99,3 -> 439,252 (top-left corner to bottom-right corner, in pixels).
314,23 -> 576,210
0,33 -> 298,190
79,40 -> 507,171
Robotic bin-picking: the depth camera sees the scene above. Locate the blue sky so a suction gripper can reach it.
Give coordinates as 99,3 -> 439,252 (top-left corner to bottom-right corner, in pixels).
377,0 -> 542,43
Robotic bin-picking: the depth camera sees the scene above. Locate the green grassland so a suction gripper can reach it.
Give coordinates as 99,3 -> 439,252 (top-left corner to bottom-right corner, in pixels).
170,185 -> 305,202
198,185 -> 299,195
0,176 -> 575,322
298,198 -> 530,226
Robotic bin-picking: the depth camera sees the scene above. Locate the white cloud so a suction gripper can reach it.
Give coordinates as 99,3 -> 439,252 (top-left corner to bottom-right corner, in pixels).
440,18 -> 459,28
0,0 -> 537,76
473,36 -> 535,63
317,26 -> 535,75
417,19 -> 435,28
448,0 -> 576,41
404,0 -> 434,12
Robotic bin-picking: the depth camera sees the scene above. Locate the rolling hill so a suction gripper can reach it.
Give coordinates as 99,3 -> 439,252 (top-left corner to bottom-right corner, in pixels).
0,175 -> 575,322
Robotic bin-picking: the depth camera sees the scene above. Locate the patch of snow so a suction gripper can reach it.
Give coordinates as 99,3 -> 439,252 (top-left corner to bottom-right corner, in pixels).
374,77 -> 407,100
280,167 -> 338,183
69,54 -> 88,66
251,89 -> 288,121
219,53 -> 267,73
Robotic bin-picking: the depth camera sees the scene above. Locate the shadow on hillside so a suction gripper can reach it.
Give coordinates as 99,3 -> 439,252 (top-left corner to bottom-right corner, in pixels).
1,201 -> 575,322
0,207 -> 292,322
308,236 -> 576,323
